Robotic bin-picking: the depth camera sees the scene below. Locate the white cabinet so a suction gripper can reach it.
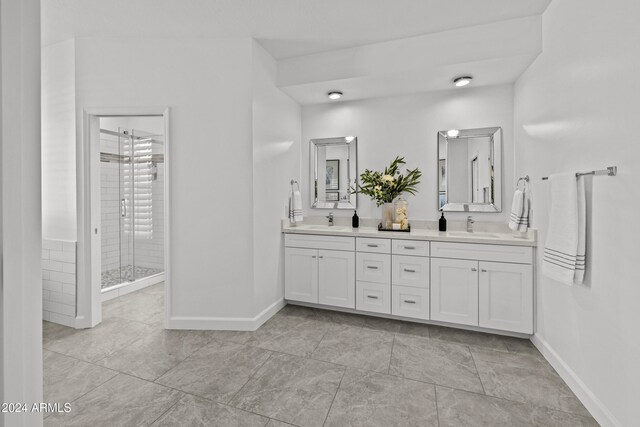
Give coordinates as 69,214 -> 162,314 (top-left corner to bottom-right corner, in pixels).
318,250 -> 355,309
284,232 -> 535,335
356,252 -> 391,284
392,255 -> 429,288
285,247 -> 318,304
284,235 -> 355,309
430,258 -> 479,326
356,281 -> 391,314
392,285 -> 429,320
479,261 -> 533,334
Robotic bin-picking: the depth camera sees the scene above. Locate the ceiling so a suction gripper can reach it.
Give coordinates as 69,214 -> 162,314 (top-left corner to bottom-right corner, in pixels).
43,0 -> 551,59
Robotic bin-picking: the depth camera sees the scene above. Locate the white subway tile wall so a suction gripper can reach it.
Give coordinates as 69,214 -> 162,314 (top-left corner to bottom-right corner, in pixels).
42,239 -> 76,327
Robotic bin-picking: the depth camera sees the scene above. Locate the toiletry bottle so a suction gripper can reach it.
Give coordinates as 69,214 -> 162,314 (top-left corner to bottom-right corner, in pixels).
439,212 -> 447,232
352,210 -> 360,228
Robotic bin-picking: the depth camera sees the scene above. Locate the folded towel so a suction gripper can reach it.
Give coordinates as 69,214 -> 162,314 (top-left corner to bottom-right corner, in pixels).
508,188 -> 530,232
542,173 -> 586,285
289,190 -> 303,224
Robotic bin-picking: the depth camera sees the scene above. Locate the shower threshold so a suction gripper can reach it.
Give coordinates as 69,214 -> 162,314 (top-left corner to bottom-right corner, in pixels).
101,265 -> 163,290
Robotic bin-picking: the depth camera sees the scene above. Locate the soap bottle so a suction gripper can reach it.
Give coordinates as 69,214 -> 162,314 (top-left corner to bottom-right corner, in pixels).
352,210 -> 360,228
439,212 -> 447,232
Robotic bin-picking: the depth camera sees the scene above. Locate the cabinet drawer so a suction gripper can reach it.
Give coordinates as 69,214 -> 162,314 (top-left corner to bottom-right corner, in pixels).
356,281 -> 391,314
356,237 -> 391,254
392,255 -> 429,288
431,242 -> 532,264
392,285 -> 429,320
285,233 -> 355,251
392,239 -> 429,257
356,253 -> 391,284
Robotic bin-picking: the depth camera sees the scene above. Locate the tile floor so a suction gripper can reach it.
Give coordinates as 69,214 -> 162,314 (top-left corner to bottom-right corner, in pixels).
43,283 -> 599,426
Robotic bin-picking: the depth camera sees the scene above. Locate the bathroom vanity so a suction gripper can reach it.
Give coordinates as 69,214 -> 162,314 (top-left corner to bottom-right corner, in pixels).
283,224 -> 536,336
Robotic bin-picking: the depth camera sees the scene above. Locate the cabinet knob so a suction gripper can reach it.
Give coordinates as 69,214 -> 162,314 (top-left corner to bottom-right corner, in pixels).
471,268 -> 478,272
367,244 -> 379,247
403,268 -> 416,273
403,300 -> 416,304
367,265 -> 379,270
404,246 -> 416,250
312,256 -> 316,259
481,269 -> 487,272
318,256 -> 324,259
367,295 -> 379,299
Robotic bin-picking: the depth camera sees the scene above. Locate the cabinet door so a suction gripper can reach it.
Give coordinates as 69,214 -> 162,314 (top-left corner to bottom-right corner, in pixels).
285,247 -> 318,303
318,250 -> 355,308
479,262 -> 533,334
430,258 -> 479,326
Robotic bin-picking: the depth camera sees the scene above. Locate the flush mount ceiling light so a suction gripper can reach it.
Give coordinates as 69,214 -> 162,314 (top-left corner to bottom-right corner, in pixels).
447,129 -> 460,137
453,76 -> 473,87
327,91 -> 343,100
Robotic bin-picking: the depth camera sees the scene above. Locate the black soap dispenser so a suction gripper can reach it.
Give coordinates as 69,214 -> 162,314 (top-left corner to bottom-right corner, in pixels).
352,210 -> 360,229
439,211 -> 447,232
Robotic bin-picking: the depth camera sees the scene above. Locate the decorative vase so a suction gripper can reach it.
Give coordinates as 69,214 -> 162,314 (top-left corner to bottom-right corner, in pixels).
381,202 -> 395,229
394,197 -> 409,230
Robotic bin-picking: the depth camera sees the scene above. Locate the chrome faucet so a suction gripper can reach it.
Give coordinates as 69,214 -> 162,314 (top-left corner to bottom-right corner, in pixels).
467,216 -> 475,232
326,212 -> 334,226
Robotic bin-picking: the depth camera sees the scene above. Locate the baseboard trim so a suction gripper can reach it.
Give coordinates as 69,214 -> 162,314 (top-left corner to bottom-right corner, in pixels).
531,334 -> 620,427
166,298 -> 285,331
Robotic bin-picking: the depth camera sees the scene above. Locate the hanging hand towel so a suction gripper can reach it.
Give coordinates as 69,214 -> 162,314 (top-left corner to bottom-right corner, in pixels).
289,189 -> 303,224
542,173 -> 586,285
508,188 -> 530,232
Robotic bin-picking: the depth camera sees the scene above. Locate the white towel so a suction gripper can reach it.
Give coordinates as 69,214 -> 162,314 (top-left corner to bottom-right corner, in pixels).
542,173 -> 586,285
289,190 -> 303,224
508,188 -> 530,232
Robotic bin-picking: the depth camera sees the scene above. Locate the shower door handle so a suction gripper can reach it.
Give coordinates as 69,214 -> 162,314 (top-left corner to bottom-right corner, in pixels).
121,198 -> 127,217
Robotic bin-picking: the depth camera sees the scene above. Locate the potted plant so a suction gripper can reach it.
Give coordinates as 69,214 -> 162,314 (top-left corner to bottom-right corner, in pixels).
352,156 -> 422,229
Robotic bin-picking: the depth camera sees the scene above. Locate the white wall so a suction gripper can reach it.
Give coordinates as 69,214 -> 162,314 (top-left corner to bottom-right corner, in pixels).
42,39 -> 76,240
514,0 -> 640,425
302,85 -> 514,222
1,0 -> 43,424
75,37 -> 257,320
251,41 -> 301,315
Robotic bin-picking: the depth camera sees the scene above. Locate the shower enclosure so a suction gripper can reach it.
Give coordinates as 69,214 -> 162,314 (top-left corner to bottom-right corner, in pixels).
99,126 -> 165,292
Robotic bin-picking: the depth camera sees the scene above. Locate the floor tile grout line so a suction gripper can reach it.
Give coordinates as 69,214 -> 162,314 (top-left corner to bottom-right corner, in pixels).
388,333 -> 396,375
145,397 -> 182,426
432,383 -> 595,419
226,350 -> 276,406
434,384 -> 441,427
468,345 -> 487,395
321,366 -> 347,427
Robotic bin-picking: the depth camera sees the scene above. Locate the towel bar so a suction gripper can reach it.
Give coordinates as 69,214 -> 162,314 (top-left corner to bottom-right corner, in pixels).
541,166 -> 617,180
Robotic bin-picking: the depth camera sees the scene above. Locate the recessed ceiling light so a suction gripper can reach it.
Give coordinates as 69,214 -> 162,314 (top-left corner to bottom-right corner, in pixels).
447,129 -> 459,137
327,91 -> 343,100
453,76 -> 473,87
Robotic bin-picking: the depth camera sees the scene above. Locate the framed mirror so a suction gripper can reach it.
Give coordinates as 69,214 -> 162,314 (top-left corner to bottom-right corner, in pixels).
437,127 -> 502,212
310,136 -> 357,209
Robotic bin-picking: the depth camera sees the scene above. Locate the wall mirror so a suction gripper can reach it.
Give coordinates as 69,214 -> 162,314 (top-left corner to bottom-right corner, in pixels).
437,127 -> 502,212
310,136 -> 357,209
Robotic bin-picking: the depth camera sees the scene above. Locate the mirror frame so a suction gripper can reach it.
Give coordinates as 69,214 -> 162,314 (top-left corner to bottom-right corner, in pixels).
310,136 -> 358,209
437,127 -> 502,213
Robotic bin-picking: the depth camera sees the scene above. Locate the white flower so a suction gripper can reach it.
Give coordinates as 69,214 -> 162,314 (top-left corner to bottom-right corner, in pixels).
374,185 -> 382,191
381,174 -> 394,183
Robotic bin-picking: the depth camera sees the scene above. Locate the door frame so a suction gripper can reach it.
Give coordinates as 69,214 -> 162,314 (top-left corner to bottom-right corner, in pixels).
76,107 -> 171,328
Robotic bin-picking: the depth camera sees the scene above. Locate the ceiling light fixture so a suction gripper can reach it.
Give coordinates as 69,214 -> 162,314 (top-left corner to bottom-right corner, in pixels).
447,129 -> 459,137
453,76 -> 473,87
327,91 -> 343,100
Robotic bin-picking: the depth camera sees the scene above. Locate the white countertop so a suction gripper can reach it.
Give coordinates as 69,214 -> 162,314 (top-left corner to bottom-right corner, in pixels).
282,223 -> 537,247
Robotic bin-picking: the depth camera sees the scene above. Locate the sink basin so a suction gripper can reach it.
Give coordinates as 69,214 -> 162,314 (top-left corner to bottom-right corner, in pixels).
298,225 -> 350,232
447,231 -> 502,239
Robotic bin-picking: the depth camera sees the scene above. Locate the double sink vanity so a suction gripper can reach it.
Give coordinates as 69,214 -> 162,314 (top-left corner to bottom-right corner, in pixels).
288,126 -> 536,336
283,223 -> 536,336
